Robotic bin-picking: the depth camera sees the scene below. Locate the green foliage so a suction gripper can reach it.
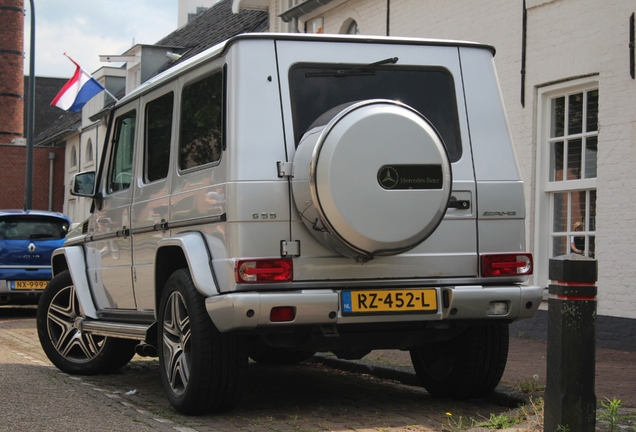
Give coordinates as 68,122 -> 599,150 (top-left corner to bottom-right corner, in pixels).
519,396 -> 544,430
475,413 -> 517,429
599,397 -> 623,432
518,374 -> 545,393
444,411 -> 474,431
445,411 -> 519,430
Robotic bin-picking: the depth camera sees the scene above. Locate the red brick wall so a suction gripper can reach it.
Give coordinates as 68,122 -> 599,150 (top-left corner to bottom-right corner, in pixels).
0,145 -> 66,213
0,0 -> 25,144
0,1 -> 65,213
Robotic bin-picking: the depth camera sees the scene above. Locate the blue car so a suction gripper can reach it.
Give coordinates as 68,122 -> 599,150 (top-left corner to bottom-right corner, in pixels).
0,210 -> 71,305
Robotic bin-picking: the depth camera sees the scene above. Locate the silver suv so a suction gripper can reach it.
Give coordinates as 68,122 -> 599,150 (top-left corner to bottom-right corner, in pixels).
37,34 -> 542,415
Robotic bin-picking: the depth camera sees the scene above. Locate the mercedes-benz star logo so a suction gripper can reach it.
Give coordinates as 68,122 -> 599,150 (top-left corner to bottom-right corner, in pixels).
378,166 -> 399,189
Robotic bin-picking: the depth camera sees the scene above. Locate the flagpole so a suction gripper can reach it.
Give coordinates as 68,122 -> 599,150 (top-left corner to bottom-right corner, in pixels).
81,67 -> 120,103
101,87 -> 120,103
63,52 -> 119,103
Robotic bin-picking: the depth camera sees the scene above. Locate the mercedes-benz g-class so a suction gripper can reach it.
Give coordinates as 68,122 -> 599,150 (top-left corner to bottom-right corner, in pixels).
37,33 -> 542,415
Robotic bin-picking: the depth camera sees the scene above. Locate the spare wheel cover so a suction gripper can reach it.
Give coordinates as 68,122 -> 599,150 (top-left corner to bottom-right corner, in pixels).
294,99 -> 452,259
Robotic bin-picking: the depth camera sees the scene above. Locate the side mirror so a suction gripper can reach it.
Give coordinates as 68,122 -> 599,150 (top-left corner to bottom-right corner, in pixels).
70,171 -> 96,197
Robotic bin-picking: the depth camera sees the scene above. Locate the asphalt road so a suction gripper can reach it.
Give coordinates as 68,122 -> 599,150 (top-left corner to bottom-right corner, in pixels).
0,306 -> 511,432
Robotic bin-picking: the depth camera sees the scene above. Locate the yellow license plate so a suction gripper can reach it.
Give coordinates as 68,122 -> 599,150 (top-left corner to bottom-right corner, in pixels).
342,289 -> 437,314
11,280 -> 49,290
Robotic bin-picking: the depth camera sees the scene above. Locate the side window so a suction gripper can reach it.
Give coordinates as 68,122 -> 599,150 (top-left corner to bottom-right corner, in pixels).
179,72 -> 223,170
70,145 -> 77,168
145,92 -> 174,182
107,110 -> 137,194
85,138 -> 93,163
535,80 -> 598,286
547,89 -> 598,258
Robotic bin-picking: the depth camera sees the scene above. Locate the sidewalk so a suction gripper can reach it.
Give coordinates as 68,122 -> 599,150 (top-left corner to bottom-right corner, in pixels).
503,337 -> 636,408
312,335 -> 636,408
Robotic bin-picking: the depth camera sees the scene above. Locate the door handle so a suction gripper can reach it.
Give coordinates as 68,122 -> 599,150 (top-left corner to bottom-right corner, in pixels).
448,197 -> 470,210
116,226 -> 131,238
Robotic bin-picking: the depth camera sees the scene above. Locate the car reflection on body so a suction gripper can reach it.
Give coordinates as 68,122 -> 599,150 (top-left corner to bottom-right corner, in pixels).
0,210 -> 71,305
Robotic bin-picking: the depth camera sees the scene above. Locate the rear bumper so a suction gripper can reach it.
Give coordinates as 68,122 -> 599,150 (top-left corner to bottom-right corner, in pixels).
0,276 -> 51,305
205,284 -> 543,333
0,278 -> 48,293
0,280 -> 42,305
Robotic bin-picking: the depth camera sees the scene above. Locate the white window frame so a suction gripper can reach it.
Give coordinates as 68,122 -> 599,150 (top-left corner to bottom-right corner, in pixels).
341,18 -> 359,35
66,198 -> 76,223
533,77 -> 599,287
85,138 -> 94,164
70,145 -> 77,168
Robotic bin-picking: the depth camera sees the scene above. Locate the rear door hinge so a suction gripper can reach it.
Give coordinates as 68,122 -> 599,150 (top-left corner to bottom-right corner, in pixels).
277,161 -> 294,178
280,240 -> 301,257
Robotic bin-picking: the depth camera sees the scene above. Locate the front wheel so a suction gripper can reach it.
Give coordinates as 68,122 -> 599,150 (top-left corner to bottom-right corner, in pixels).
36,270 -> 137,375
410,323 -> 509,399
158,269 -> 247,415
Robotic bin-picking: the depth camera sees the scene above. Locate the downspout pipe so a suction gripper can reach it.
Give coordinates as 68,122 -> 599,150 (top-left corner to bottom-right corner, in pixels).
279,0 -> 334,26
386,0 -> 390,36
520,0 -> 527,107
48,152 -> 55,211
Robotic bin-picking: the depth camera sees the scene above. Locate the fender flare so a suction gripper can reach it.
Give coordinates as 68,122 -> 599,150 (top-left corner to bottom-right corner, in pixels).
51,247 -> 98,319
156,232 -> 220,298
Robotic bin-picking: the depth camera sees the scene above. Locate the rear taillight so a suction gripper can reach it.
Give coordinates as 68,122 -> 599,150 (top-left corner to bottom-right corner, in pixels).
481,253 -> 533,277
235,258 -> 293,283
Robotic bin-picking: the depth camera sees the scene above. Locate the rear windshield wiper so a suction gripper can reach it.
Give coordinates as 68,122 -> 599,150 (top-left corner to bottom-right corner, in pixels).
30,233 -> 56,239
305,57 -> 399,78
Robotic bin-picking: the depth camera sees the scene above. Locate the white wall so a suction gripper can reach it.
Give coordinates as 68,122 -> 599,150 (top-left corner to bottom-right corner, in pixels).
522,0 -> 636,319
263,0 -> 636,319
63,133 -> 81,222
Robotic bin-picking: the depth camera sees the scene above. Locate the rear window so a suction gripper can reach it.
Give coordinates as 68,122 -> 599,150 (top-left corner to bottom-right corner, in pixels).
289,65 -> 462,161
0,216 -> 69,240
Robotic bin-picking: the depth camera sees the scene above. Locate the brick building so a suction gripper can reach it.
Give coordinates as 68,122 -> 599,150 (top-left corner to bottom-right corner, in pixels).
0,0 -> 67,212
0,0 -> 24,143
233,0 -> 636,348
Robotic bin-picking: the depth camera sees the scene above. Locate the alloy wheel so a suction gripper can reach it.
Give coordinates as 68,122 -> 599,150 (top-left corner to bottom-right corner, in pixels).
162,291 -> 192,396
46,285 -> 105,362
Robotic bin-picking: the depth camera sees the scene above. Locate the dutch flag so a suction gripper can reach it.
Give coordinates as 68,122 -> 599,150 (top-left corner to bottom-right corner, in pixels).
50,54 -> 105,112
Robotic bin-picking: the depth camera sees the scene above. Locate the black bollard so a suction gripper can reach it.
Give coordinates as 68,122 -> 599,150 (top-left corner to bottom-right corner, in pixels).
544,253 -> 597,432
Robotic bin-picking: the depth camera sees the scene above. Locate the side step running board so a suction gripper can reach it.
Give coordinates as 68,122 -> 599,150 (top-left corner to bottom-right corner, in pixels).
81,320 -> 155,341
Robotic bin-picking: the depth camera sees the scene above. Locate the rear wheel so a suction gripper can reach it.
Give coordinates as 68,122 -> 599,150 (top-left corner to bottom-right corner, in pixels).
158,269 -> 247,415
410,323 -> 509,399
249,344 -> 315,365
36,270 -> 137,375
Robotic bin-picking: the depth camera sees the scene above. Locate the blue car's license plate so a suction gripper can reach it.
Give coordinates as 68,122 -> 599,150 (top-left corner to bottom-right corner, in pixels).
11,280 -> 49,290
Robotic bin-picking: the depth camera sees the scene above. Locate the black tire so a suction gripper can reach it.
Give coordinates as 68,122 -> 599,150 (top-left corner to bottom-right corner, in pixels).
410,323 -> 509,399
36,270 -> 137,375
249,344 -> 315,365
158,269 -> 247,415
